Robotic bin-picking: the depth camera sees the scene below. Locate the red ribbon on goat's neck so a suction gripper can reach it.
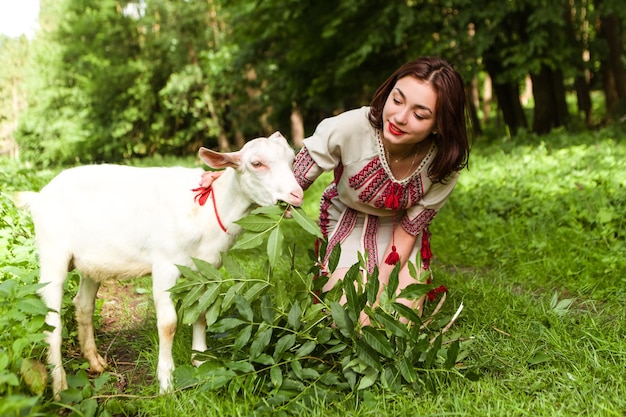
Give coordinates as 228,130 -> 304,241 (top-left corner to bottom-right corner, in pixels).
192,171 -> 227,233
384,183 -> 403,266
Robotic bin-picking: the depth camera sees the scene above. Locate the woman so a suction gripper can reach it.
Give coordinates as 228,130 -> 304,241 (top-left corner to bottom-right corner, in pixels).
293,56 -> 470,318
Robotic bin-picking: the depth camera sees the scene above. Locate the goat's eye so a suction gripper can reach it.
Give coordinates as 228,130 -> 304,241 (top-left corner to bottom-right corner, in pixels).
251,161 -> 263,168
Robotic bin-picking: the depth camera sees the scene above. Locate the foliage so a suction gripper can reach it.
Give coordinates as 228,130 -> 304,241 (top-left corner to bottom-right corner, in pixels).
0,165 -> 51,416
6,0 -> 624,167
168,205 -> 470,414
16,0 -> 235,165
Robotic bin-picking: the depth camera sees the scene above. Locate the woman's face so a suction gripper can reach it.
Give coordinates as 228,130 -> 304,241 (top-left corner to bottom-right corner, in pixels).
381,76 -> 437,146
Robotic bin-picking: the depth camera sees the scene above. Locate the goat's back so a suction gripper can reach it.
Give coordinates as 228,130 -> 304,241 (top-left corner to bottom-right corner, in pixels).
22,164 -> 220,280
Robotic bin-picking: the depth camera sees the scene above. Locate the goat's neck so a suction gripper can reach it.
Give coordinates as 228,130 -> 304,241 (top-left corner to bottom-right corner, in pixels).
209,168 -> 255,229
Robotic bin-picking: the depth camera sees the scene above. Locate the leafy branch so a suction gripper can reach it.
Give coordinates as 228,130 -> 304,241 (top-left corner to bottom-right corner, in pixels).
170,205 -> 475,413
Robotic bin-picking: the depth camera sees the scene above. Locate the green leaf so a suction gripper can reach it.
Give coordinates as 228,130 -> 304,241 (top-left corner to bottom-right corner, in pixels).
425,334 -> 442,368
357,369 -> 379,390
192,258 -> 223,280
330,302 -> 353,338
233,325 -> 253,352
235,215 -> 277,232
295,340 -> 316,358
221,253 -> 247,279
179,284 -> 205,311
16,298 -> 48,315
391,302 -> 422,325
290,207 -> 323,237
270,366 -> 283,388
234,295 -> 254,322
366,267 -> 380,305
396,356 -> 417,383
372,308 -> 410,338
385,263 -> 401,299
231,231 -> 266,250
407,260 -> 417,279
267,226 -> 284,268
397,283 -> 433,300
260,295 -> 275,323
343,263 -> 361,321
327,244 -> 341,273
362,327 -> 394,358
355,340 -> 382,370
225,361 -> 255,373
252,354 -> 275,365
444,339 -> 460,369
20,359 -> 47,395
176,265 -> 204,282
199,369 -> 236,391
250,327 -> 273,358
204,302 -> 221,327
287,302 -> 302,331
273,334 -> 297,359
197,283 -> 221,312
325,343 -> 348,354
244,281 -> 269,302
222,282 -> 245,310
207,318 -> 245,333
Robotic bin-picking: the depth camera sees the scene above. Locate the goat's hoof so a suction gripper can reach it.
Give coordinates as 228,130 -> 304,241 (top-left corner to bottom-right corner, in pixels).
87,354 -> 107,373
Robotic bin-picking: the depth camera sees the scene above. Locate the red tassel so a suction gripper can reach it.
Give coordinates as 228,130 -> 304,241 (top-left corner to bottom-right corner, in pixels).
385,245 -> 400,265
384,193 -> 400,210
192,186 -> 211,206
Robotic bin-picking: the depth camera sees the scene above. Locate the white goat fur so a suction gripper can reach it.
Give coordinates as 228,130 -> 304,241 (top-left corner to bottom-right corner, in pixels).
16,132 -> 303,396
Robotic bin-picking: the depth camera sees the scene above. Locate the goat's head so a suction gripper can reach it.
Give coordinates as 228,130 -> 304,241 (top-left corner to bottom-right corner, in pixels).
198,132 -> 304,207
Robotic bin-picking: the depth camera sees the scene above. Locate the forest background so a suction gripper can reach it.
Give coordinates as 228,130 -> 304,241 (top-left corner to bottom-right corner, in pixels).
1,0 -> 625,164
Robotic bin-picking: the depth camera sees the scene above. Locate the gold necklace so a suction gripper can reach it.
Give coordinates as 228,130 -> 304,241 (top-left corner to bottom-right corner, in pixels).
385,145 -> 419,179
387,145 -> 417,164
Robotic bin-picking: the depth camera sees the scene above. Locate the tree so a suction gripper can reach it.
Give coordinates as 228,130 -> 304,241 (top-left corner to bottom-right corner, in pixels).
0,35 -> 29,158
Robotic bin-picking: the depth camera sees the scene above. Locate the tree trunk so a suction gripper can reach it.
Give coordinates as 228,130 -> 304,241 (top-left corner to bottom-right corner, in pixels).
483,55 -> 527,135
465,82 -> 482,136
598,12 -> 626,120
531,65 -> 569,134
562,0 -> 593,126
290,104 -> 305,148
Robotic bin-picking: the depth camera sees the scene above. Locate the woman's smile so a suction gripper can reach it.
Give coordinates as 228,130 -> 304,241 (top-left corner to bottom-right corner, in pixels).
388,122 -> 405,136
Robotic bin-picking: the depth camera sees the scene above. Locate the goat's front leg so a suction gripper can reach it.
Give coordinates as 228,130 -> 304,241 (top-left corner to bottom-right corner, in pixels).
152,263 -> 180,393
74,276 -> 107,373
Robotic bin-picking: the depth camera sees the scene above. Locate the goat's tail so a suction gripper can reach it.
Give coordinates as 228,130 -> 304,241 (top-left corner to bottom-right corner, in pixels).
13,191 -> 38,209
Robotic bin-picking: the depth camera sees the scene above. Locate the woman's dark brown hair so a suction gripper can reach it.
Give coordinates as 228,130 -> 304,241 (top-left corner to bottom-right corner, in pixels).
368,56 -> 471,183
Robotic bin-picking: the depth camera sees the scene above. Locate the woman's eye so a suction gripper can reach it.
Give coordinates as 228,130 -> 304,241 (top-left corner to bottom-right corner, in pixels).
414,113 -> 425,120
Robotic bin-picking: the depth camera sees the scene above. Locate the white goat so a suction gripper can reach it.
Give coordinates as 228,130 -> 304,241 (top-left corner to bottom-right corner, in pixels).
16,132 -> 303,396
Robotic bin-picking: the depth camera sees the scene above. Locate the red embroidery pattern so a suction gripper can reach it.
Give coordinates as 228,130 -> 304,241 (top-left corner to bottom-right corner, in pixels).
293,147 -> 315,190
319,165 -> 344,237
401,208 -> 437,236
319,183 -> 337,237
348,160 -> 425,211
324,208 -> 358,268
363,215 -> 379,273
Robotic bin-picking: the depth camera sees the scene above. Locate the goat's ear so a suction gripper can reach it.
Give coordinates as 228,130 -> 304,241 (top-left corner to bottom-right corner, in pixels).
199,147 -> 241,169
268,131 -> 286,142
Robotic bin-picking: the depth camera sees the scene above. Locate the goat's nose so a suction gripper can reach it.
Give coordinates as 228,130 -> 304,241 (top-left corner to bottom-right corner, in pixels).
289,189 -> 304,207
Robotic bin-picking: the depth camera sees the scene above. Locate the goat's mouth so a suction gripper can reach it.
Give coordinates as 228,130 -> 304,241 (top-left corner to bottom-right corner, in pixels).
276,190 -> 303,207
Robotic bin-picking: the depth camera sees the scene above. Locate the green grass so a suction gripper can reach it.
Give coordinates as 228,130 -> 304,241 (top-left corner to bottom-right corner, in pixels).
1,126 -> 625,416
